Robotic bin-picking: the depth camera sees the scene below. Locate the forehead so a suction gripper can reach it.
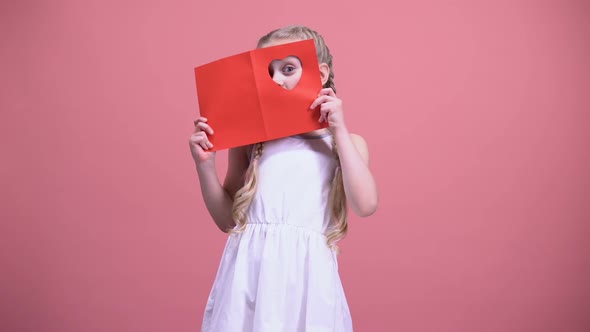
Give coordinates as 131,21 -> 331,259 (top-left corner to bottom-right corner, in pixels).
259,37 -> 304,49
269,55 -> 302,66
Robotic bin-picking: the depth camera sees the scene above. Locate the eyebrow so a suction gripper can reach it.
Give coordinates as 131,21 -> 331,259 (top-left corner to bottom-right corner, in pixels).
268,56 -> 303,75
284,55 -> 302,66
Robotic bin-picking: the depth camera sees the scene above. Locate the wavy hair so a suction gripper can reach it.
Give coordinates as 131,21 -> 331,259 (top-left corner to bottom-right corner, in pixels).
230,26 -> 347,252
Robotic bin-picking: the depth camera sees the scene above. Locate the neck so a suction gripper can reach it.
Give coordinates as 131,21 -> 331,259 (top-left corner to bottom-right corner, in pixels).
296,128 -> 331,138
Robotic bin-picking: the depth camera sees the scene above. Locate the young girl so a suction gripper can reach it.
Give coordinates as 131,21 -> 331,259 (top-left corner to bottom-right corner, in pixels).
190,25 -> 378,332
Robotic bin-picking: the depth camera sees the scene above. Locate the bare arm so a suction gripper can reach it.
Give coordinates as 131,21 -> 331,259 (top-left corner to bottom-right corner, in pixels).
333,128 -> 379,217
310,88 -> 379,217
190,117 -> 249,232
195,146 -> 249,232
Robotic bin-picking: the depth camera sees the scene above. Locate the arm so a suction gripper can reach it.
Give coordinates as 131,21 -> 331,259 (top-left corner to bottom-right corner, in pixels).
195,146 -> 249,232
310,88 -> 379,217
190,117 -> 249,232
333,129 -> 379,217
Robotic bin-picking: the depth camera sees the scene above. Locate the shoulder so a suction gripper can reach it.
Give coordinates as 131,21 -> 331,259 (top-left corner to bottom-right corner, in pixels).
230,145 -> 251,162
349,133 -> 368,148
224,145 -> 251,195
348,133 -> 370,163
227,145 -> 251,175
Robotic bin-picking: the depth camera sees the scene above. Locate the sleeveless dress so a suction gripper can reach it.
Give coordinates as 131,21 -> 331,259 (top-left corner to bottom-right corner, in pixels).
201,133 -> 353,332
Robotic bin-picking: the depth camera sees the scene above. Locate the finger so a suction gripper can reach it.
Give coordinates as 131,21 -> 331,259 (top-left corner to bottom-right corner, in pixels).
318,88 -> 336,97
196,122 -> 214,135
193,117 -> 208,126
310,95 -> 335,109
190,132 -> 205,145
196,133 -> 213,150
319,108 -> 329,123
319,103 -> 335,122
193,122 -> 212,134
194,133 -> 211,150
310,96 -> 325,109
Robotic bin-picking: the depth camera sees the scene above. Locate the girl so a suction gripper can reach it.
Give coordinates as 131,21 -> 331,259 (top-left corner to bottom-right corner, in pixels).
190,25 -> 378,332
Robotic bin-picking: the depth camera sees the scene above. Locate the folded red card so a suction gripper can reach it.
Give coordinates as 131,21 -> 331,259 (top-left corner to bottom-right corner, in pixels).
194,39 -> 326,151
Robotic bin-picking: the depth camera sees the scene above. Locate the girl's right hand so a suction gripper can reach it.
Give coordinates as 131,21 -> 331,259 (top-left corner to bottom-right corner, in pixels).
189,117 -> 215,165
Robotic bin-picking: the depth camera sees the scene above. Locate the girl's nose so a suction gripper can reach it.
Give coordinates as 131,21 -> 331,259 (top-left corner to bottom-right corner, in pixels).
272,73 -> 284,86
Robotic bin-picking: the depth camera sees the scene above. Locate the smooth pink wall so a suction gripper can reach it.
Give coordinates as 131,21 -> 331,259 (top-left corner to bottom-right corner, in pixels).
2,0 -> 589,331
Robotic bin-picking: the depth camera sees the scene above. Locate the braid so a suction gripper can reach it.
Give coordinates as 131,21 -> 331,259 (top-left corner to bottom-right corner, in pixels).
255,26 -> 346,250
230,142 -> 264,234
325,137 -> 348,252
257,25 -> 336,93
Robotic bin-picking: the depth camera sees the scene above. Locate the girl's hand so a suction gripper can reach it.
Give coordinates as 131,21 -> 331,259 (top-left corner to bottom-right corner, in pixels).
189,117 -> 216,165
309,88 -> 347,134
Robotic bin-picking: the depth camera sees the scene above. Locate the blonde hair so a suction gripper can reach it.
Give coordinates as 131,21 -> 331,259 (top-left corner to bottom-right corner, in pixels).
257,25 -> 336,93
230,26 -> 348,252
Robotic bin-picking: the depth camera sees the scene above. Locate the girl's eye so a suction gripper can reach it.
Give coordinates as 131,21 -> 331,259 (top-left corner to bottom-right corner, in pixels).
283,66 -> 295,73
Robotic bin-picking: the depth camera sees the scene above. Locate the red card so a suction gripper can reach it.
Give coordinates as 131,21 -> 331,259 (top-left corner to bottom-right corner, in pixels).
194,39 -> 326,151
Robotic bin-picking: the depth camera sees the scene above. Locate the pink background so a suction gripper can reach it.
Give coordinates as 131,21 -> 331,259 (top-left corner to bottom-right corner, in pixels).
2,0 -> 589,331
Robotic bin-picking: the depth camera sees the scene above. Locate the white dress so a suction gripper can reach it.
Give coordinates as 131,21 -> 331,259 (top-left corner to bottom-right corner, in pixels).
201,133 -> 353,332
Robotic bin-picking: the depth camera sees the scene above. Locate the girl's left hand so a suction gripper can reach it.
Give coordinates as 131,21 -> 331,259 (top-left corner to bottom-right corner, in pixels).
310,88 -> 346,132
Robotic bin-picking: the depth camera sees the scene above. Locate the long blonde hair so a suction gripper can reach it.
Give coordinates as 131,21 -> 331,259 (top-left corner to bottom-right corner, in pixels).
230,26 -> 348,251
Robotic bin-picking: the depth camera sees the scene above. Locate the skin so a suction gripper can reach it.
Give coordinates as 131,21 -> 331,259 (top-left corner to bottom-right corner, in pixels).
189,37 -> 379,232
268,55 -> 303,90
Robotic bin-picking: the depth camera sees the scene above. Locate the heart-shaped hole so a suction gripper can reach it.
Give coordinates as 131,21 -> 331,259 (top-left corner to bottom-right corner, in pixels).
268,55 -> 303,90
